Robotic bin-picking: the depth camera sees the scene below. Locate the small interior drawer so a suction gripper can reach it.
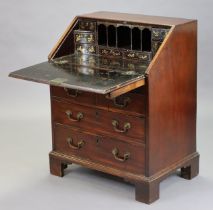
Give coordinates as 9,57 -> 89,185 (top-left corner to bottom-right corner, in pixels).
74,30 -> 95,44
53,123 -> 145,174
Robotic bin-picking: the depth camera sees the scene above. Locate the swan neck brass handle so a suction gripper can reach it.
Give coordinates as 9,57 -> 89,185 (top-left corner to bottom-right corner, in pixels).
66,110 -> 83,122
113,97 -> 130,108
112,147 -> 130,162
64,88 -> 79,98
112,120 -> 131,133
67,137 -> 85,149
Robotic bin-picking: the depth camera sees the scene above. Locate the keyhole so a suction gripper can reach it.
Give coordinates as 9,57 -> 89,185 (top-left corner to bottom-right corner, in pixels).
95,111 -> 99,120
96,137 -> 101,145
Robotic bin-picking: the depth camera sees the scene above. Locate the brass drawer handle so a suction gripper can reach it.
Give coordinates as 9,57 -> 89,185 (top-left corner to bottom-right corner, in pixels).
66,110 -> 84,122
67,137 -> 85,149
112,147 -> 130,162
113,97 -> 130,108
64,88 -> 79,98
112,120 -> 131,133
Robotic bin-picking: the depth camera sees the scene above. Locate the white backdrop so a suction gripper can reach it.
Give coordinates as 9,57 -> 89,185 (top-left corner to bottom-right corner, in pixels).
0,0 -> 213,209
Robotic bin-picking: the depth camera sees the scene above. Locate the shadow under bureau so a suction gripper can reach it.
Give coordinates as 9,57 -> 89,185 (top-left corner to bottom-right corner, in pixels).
9,11 -> 199,204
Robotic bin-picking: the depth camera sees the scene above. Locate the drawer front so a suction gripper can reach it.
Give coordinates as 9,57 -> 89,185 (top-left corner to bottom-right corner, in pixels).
98,108 -> 145,140
152,28 -> 169,41
123,50 -> 152,62
52,98 -> 97,131
51,86 -> 146,117
79,20 -> 96,31
74,30 -> 95,44
152,41 -> 162,54
96,93 -> 146,117
75,44 -> 96,54
137,52 -> 152,62
53,124 -> 145,174
108,93 -> 145,116
51,99 -> 145,141
51,86 -> 96,106
96,94 -> 109,110
99,47 -> 123,58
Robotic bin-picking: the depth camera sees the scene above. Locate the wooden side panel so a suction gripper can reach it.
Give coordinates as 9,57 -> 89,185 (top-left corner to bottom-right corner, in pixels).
146,21 -> 197,176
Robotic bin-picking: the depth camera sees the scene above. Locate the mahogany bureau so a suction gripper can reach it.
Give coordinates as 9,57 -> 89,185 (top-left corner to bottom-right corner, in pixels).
9,11 -> 199,204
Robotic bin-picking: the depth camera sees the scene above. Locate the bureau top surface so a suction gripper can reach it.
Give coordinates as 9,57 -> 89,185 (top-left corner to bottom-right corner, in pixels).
80,11 -> 196,26
9,54 -> 147,94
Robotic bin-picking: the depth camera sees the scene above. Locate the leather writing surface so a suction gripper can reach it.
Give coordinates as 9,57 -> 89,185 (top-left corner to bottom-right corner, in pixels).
9,54 -> 147,94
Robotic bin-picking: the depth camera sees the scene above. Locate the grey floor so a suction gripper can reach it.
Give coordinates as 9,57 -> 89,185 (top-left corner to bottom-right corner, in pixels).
1,0 -> 213,209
